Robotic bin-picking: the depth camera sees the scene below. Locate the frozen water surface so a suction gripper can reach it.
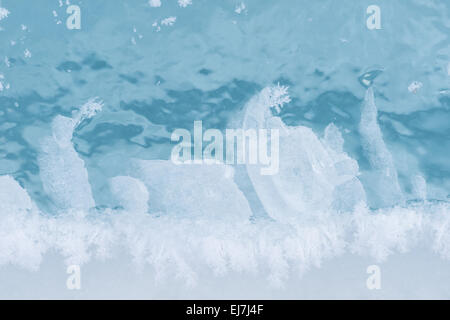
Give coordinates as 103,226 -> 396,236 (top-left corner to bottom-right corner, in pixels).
0,0 -> 449,299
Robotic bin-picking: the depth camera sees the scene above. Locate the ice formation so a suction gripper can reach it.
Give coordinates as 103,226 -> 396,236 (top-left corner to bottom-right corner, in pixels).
149,0 -> 162,7
161,17 -> 176,27
235,3 -> 246,14
0,7 -> 9,21
0,74 -> 6,92
109,176 -> 149,214
411,175 -> 427,201
408,81 -> 423,94
0,176 -> 33,213
0,88 -> 448,291
178,0 -> 192,8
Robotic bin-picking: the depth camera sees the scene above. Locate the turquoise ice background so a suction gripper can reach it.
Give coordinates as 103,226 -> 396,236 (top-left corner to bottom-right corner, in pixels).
0,0 -> 449,299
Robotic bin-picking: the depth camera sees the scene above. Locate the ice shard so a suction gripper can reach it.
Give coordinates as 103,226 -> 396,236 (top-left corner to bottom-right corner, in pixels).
38,99 -> 103,212
0,175 -> 33,213
243,86 -> 366,222
132,160 -> 252,220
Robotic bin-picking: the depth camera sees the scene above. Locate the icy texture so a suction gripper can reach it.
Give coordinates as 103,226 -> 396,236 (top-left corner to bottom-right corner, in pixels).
132,160 -> 252,221
243,87 -> 366,222
148,0 -> 161,7
0,175 -> 32,213
0,0 -> 449,298
178,0 -> 192,8
1,84 -> 446,290
0,7 -> 9,21
1,174 -> 450,288
412,175 -> 427,201
38,99 -> 103,212
359,88 -> 404,208
109,176 -> 149,214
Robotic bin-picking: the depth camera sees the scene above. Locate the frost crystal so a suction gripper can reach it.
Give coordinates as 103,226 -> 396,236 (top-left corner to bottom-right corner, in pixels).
161,16 -> 176,26
178,0 -> 192,8
0,73 -> 8,92
73,98 -> 104,127
24,49 -> 32,58
0,7 -> 9,21
267,84 -> 291,113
